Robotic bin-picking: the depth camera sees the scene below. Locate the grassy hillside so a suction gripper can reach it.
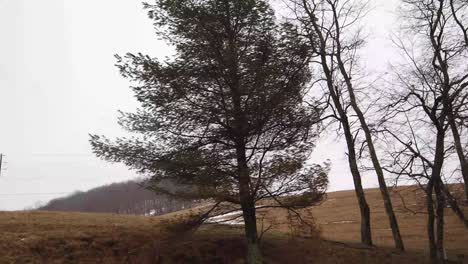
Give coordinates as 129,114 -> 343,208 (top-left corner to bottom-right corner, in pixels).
259,185 -> 468,259
1,186 -> 466,263
309,186 -> 468,256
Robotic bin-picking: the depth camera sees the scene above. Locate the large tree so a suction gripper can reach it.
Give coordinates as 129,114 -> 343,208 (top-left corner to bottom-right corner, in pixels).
90,0 -> 328,263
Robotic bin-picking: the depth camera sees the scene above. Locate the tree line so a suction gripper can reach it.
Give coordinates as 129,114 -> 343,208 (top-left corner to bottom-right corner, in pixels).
39,180 -> 194,216
89,0 -> 468,263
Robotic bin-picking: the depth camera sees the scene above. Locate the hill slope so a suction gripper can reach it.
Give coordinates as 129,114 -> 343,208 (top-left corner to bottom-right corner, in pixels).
289,186 -> 468,257
203,185 -> 468,260
1,186 -> 467,263
0,211 -> 428,263
38,180 -> 193,216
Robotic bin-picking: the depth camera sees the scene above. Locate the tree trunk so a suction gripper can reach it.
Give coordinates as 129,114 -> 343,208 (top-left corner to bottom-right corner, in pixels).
342,87 -> 404,250
449,113 -> 468,201
426,181 -> 437,262
340,77 -> 404,251
237,144 -> 262,264
429,129 -> 447,263
365,134 -> 404,250
441,183 -> 468,228
301,0 -> 372,246
330,1 -> 404,249
230,32 -> 263,262
241,198 -> 262,264
435,179 -> 446,263
343,122 -> 373,246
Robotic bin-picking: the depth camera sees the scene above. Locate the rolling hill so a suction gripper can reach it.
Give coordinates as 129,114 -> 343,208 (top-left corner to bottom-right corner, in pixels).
1,186 -> 467,263
38,180 -> 194,216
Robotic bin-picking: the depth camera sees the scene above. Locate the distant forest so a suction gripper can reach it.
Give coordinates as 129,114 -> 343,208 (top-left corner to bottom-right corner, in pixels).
39,180 -> 194,216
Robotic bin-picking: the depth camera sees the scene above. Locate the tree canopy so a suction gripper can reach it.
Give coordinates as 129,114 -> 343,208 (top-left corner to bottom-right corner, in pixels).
90,0 -> 327,205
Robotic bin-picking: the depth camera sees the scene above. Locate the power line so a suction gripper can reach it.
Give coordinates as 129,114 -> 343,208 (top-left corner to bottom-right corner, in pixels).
29,153 -> 92,157
0,192 -> 73,196
0,189 -> 137,196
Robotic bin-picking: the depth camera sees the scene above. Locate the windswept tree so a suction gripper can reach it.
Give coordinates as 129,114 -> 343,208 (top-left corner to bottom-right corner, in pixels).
90,0 -> 328,263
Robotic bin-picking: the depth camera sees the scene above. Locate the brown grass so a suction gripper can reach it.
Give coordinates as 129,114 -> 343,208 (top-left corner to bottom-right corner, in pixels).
0,210 -> 429,264
260,185 -> 468,261
0,185 -> 466,263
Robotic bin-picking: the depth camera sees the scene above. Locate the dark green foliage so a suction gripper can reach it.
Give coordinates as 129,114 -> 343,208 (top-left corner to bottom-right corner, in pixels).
90,0 -> 327,214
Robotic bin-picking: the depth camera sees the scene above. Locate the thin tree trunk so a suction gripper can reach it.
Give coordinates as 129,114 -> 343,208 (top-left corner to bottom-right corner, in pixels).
426,180 -> 437,262
319,60 -> 373,246
329,3 -> 404,250
301,0 -> 373,246
425,0 -> 453,260
350,103 -> 404,250
430,129 -> 447,262
321,82 -> 374,247
449,112 -> 468,201
343,121 -> 373,246
441,183 -> 468,228
339,78 -> 404,251
435,179 -> 446,263
337,67 -> 404,250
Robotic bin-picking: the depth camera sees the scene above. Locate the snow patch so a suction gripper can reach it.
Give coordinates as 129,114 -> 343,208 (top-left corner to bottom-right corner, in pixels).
206,210 -> 244,225
323,220 -> 356,225
145,209 -> 157,216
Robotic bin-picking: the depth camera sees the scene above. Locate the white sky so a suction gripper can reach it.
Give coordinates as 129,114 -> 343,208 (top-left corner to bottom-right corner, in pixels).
0,0 -> 399,210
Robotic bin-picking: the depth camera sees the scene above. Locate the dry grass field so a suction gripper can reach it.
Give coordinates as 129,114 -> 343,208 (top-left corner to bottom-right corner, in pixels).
259,185 -> 468,260
310,186 -> 468,256
0,186 -> 466,263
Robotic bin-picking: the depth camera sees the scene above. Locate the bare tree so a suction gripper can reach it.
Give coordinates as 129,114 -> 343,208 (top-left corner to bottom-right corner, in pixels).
448,89 -> 468,202
447,0 -> 468,203
381,0 -> 468,261
450,0 -> 468,46
288,0 -> 372,247
288,0 -> 407,249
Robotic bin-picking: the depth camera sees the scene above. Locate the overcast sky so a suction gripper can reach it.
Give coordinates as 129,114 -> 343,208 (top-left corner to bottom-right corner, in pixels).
0,0 -> 399,210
